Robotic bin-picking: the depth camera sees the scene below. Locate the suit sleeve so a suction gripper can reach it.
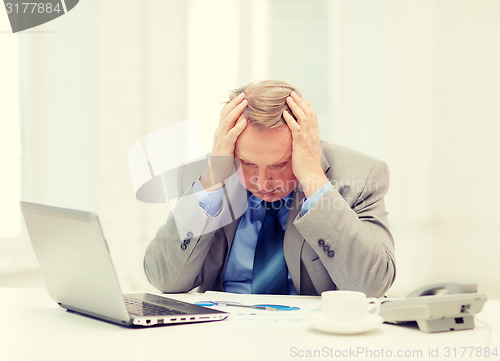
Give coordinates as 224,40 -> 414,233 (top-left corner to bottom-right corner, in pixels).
143,164 -> 248,293
143,187 -> 228,293
293,160 -> 396,297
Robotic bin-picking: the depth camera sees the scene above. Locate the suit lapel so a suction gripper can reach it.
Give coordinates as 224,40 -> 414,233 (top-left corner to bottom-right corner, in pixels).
223,216 -> 241,250
284,145 -> 331,294
222,169 -> 248,250
283,186 -> 304,293
320,142 -> 331,174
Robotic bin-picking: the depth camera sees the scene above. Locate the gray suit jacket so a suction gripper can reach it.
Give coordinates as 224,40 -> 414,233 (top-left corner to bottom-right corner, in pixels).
144,142 -> 396,297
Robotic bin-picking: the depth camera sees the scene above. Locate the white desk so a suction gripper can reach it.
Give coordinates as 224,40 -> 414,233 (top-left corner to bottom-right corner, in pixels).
1,288 -> 498,361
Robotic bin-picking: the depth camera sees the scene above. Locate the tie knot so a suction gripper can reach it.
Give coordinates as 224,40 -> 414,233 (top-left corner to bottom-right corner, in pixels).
261,199 -> 285,215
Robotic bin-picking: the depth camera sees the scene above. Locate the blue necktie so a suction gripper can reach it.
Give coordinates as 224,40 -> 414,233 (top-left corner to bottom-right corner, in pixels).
251,200 -> 288,295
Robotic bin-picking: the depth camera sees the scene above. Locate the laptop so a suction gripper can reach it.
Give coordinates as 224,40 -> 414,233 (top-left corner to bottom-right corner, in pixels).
20,201 -> 228,327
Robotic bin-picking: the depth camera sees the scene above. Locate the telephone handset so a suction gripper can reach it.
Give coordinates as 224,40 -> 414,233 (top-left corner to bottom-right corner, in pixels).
406,281 -> 478,297
379,281 -> 487,333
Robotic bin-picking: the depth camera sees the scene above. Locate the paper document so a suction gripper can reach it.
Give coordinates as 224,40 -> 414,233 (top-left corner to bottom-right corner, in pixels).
168,291 -> 321,326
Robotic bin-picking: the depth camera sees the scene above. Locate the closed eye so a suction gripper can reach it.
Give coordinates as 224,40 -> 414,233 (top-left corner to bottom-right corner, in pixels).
241,160 -> 257,167
271,162 -> 287,169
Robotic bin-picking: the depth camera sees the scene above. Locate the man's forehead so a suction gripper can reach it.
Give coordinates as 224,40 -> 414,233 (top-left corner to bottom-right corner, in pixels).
235,149 -> 290,163
235,124 -> 292,163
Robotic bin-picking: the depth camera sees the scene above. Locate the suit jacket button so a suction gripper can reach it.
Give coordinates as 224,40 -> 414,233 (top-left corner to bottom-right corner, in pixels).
187,231 -> 193,238
180,243 -> 187,251
183,238 -> 190,245
327,250 -> 335,258
318,239 -> 325,247
323,245 -> 330,252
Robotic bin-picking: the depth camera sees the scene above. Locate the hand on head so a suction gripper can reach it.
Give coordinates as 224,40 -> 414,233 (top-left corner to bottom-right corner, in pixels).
202,84 -> 328,198
200,92 -> 248,190
283,92 -> 328,197
212,92 -> 248,157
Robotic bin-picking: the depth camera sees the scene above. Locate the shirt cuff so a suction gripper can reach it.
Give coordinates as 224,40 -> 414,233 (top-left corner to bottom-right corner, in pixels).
301,181 -> 333,214
193,179 -> 225,217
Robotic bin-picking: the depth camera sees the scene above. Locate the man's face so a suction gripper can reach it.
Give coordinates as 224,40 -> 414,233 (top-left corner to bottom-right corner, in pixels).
234,124 -> 297,202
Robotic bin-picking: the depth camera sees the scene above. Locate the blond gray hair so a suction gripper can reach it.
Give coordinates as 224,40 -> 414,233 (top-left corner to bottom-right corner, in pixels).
228,80 -> 301,129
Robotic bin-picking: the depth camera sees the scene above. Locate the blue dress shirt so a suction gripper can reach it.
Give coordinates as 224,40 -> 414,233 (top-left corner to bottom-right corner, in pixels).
195,181 -> 333,294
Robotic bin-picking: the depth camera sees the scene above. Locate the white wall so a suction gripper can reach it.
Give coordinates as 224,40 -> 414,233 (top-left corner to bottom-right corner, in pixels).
0,10 -> 31,279
331,0 -> 500,297
3,0 -> 500,297
431,0 -> 500,294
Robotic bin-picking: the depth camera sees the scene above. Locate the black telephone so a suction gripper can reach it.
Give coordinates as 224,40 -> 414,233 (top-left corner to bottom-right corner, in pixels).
379,281 -> 487,333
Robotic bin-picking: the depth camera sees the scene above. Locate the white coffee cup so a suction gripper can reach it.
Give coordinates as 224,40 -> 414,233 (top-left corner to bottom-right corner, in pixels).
321,290 -> 380,323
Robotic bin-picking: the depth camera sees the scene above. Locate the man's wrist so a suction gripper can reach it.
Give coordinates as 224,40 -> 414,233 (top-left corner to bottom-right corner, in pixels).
298,171 -> 329,198
199,174 -> 224,192
301,181 -> 333,214
199,156 -> 234,191
193,179 -> 225,217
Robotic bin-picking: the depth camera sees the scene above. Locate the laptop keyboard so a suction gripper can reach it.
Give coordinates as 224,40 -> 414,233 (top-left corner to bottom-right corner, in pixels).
124,296 -> 187,317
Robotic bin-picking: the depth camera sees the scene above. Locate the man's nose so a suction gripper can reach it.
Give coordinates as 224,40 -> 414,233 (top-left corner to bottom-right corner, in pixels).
255,169 -> 272,190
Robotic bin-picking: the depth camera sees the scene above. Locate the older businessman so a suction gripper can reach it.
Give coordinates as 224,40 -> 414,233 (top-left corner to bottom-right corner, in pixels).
144,80 -> 395,297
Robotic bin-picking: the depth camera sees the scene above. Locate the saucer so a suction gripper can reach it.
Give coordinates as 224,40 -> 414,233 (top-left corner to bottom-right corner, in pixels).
308,313 -> 383,335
